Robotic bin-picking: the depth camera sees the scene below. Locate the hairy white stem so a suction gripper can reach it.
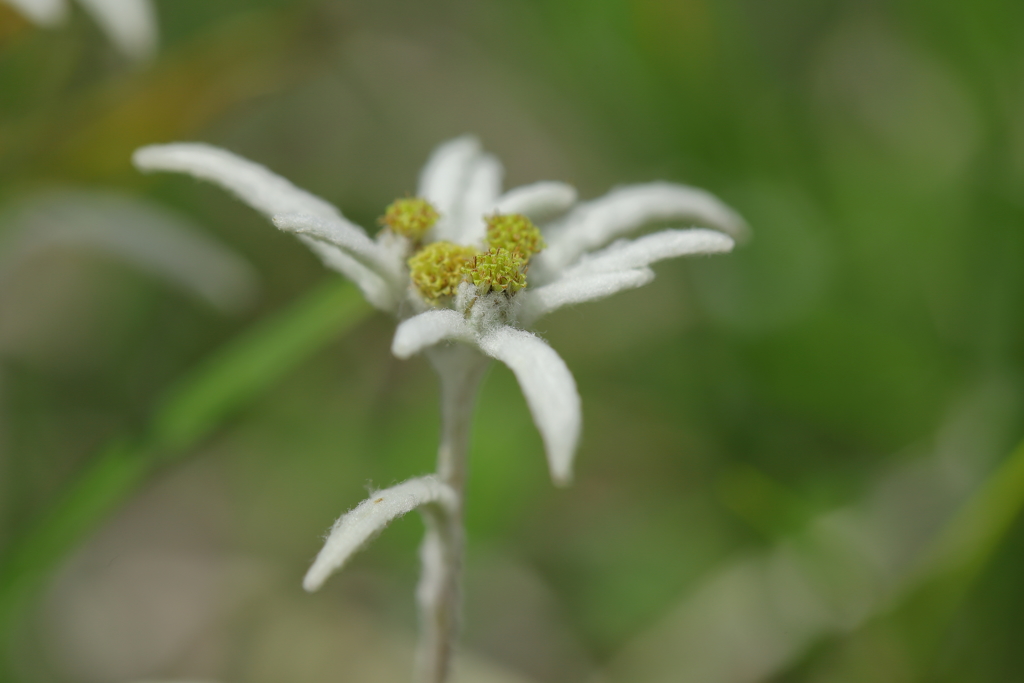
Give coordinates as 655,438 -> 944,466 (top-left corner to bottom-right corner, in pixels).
415,346 -> 488,683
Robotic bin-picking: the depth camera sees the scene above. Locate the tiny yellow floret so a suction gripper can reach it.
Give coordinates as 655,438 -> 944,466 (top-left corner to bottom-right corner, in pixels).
380,197 -> 440,240
485,213 -> 545,257
464,248 -> 527,294
408,241 -> 478,303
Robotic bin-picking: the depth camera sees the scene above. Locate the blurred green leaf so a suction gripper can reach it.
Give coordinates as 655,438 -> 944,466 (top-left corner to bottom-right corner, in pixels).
897,436 -> 1024,654
0,279 -> 370,652
927,439 -> 1024,593
147,279 -> 368,453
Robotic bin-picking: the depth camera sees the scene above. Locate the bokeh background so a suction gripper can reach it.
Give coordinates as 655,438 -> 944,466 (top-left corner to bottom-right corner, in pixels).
2,0 -> 1024,681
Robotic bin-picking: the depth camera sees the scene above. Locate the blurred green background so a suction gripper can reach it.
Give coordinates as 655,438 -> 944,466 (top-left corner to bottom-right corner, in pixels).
1,0 -> 1023,681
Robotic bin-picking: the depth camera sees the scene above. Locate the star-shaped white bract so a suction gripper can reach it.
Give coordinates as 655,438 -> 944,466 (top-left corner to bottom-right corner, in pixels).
3,0 -> 157,60
132,136 -> 745,486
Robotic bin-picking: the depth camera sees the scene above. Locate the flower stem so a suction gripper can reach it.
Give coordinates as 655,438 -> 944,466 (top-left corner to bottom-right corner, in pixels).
415,347 -> 488,683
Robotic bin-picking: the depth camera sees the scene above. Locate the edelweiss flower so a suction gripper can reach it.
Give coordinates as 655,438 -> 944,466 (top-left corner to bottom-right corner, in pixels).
3,0 -> 157,60
132,135 -> 746,682
133,135 -> 745,481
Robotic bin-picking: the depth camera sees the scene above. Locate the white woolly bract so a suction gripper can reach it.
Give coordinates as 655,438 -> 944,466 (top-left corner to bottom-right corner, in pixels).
392,310 -> 581,486
452,153 -> 503,246
538,181 -> 749,275
520,268 -> 655,325
2,0 -> 66,24
133,143 -> 347,225
417,136 -> 482,243
392,309 -> 477,359
494,181 -> 578,222
477,327 -> 581,486
272,213 -> 402,284
567,228 -> 735,276
133,143 -> 398,311
303,476 -> 458,592
297,236 -> 396,311
76,0 -> 157,60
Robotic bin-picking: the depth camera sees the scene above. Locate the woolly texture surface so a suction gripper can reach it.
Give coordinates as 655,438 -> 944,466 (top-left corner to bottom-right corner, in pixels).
492,181 -> 577,221
451,153 -> 503,245
272,212 -> 400,284
520,268 -> 655,325
416,136 -> 482,226
133,143 -> 397,311
303,476 -> 458,592
416,136 -> 503,246
134,143 -> 349,227
392,310 -> 581,483
567,228 -> 735,276
392,310 -> 477,359
476,327 -> 581,485
537,181 -> 749,276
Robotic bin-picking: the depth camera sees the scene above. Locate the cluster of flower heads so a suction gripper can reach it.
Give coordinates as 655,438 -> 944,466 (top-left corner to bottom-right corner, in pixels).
388,198 -> 543,308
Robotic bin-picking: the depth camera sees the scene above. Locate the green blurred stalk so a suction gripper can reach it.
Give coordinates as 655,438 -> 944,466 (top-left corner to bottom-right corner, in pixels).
923,437 -> 1024,607
891,436 -> 1024,664
0,279 -> 371,650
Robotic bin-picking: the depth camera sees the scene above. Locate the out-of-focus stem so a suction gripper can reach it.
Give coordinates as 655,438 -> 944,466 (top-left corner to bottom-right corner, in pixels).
415,347 -> 487,683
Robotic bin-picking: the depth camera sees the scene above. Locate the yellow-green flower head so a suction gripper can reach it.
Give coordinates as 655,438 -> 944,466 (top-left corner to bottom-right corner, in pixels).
485,213 -> 545,258
408,241 -> 478,303
464,248 -> 527,294
380,197 -> 440,240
